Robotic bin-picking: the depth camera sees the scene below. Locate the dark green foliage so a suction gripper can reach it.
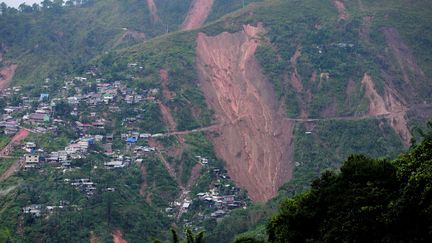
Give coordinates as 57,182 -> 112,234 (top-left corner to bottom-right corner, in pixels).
266,126 -> 432,242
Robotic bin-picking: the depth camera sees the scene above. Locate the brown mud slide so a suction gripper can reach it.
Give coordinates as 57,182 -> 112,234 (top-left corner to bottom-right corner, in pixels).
147,0 -> 160,22
333,0 -> 349,21
0,129 -> 30,182
90,231 -> 99,243
289,47 -> 303,92
0,64 -> 17,90
112,229 -> 127,243
196,24 -> 295,202
361,73 -> 411,145
181,0 -> 214,31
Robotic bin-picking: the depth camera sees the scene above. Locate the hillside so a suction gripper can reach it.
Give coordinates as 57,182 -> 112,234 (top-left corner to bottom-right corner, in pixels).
0,0 -> 431,242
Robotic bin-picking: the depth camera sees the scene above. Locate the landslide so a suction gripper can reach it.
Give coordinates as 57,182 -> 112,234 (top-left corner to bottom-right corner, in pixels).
361,73 -> 411,145
147,0 -> 160,22
196,24 -> 295,202
112,230 -> 127,243
0,64 -> 17,90
181,0 -> 214,30
333,0 -> 349,21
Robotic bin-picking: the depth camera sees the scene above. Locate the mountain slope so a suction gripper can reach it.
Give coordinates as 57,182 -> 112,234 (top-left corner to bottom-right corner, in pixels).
0,0 -> 431,242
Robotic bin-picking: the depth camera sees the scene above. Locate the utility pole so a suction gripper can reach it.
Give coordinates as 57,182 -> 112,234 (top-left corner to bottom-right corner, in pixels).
243,0 -> 245,8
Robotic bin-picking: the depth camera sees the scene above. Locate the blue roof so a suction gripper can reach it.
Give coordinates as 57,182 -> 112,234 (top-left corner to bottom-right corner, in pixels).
127,137 -> 137,143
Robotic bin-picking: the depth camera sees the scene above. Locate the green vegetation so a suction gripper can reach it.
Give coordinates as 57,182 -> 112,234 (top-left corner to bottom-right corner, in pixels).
0,158 -> 15,176
266,124 -> 432,242
0,0 -> 430,242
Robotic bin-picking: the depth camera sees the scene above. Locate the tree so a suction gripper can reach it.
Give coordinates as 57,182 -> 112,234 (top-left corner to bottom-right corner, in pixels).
18,3 -> 33,13
41,0 -> 53,9
0,2 -> 8,15
155,228 -> 206,243
266,125 -> 432,242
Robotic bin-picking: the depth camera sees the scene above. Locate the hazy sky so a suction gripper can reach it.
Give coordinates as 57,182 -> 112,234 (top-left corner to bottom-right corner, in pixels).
2,0 -> 41,8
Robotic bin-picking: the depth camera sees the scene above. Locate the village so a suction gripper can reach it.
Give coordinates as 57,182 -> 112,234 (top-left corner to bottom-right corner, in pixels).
0,64 -> 249,224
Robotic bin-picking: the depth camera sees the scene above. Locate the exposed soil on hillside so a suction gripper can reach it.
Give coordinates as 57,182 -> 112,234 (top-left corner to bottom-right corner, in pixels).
0,64 -> 17,90
146,0 -> 160,22
159,69 -> 175,100
361,74 -> 388,116
187,163 -> 202,188
181,0 -> 214,31
360,16 -> 373,41
383,28 -> 425,84
345,79 -> 356,107
361,73 -> 411,145
90,231 -> 99,243
0,129 -> 30,182
158,102 -> 177,132
157,69 -> 178,132
196,24 -> 295,202
289,47 -> 303,92
112,230 -> 127,243
333,0 -> 349,21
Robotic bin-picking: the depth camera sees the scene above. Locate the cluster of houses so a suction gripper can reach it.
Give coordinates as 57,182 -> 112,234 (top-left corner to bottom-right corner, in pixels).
164,156 -> 248,224
3,65 -> 252,226
65,78 -> 159,107
22,202 -> 67,217
193,168 -> 247,219
67,178 -> 97,197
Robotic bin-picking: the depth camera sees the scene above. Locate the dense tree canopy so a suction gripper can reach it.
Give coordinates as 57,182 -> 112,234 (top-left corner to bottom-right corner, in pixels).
267,122 -> 432,242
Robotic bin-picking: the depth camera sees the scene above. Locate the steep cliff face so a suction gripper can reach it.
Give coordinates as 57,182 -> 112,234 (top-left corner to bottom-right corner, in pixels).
196,25 -> 294,201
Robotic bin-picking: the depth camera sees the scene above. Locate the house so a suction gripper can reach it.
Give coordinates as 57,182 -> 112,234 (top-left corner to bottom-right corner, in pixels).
104,161 -> 126,169
139,133 -> 151,139
65,144 -> 82,154
182,202 -> 191,210
102,143 -> 113,155
106,134 -> 114,143
24,142 -> 36,153
25,154 -> 40,169
29,113 -> 50,123
103,93 -> 114,104
47,152 -> 59,162
67,96 -> 80,105
211,210 -> 226,218
39,93 -> 49,101
127,137 -> 137,144
94,135 -> 104,142
22,205 -> 42,217
0,120 -> 19,135
125,95 -> 134,104
92,120 -> 105,129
